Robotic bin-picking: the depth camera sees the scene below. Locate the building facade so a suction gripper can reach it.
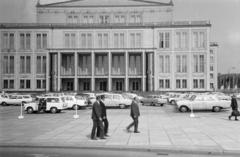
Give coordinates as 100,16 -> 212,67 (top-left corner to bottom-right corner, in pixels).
218,73 -> 240,91
0,0 -> 217,92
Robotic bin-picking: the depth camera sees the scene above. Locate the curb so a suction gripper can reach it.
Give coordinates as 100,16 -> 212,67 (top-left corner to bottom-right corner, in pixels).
1,143 -> 240,156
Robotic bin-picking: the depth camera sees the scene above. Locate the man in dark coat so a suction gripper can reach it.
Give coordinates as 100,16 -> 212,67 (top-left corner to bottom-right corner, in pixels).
126,96 -> 140,133
229,94 -> 239,121
91,96 -> 105,140
97,95 -> 109,137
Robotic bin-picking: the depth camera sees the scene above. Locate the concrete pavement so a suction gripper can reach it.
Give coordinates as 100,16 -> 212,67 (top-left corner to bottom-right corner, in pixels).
0,104 -> 240,155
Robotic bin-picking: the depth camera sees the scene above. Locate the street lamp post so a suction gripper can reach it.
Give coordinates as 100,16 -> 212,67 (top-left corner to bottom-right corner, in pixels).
73,105 -> 79,119
18,102 -> 24,119
190,103 -> 195,118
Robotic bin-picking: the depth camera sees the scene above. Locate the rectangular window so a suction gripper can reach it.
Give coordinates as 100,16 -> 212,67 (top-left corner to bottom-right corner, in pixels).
193,31 -> 206,48
193,55 -> 198,73
176,32 -> 188,49
165,56 -> 170,73
20,56 -> 31,74
129,33 -> 142,48
193,79 -> 198,88
176,79 -> 181,88
3,80 -> 14,89
176,55 -> 187,73
36,79 -> 46,89
159,80 -> 164,88
210,56 -> 214,63
182,79 -> 187,88
19,33 -> 31,50
114,15 -> 126,23
176,55 -> 181,73
199,55 -> 205,73
97,33 -> 109,48
99,15 -> 110,24
182,55 -> 187,72
103,33 -> 108,48
159,32 -> 170,49
130,14 -> 142,23
64,33 -> 76,48
36,56 -> 46,74
165,79 -> 170,88
36,33 -> 48,49
3,56 -> 14,74
210,73 -> 214,79
200,79 -> 204,88
159,56 -> 164,73
19,80 -> 31,89
210,65 -> 214,71
26,80 -> 31,89
2,33 -> 15,50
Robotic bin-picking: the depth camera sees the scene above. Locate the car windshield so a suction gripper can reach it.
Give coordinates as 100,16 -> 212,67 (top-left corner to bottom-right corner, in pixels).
190,95 -> 196,101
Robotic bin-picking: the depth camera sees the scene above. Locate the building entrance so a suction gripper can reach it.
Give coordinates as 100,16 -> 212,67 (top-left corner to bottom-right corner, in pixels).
62,78 -> 74,91
95,78 -> 107,91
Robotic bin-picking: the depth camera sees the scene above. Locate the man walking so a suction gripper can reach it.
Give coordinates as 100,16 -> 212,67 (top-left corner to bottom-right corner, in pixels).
91,96 -> 105,140
126,96 -> 140,133
229,94 -> 239,121
97,95 -> 109,137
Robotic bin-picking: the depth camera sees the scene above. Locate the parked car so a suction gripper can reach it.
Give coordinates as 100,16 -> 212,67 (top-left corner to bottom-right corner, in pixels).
62,95 -> 88,110
168,93 -> 192,105
1,94 -> 33,106
83,92 -> 96,106
176,94 -> 231,112
99,93 -> 132,109
140,95 -> 167,106
24,97 -> 68,114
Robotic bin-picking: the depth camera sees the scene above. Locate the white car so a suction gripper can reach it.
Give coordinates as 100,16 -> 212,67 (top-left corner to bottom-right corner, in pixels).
62,96 -> 88,110
168,93 -> 192,105
83,92 -> 96,106
176,94 -> 231,112
24,97 -> 68,114
1,94 -> 33,106
140,95 -> 167,106
99,93 -> 132,109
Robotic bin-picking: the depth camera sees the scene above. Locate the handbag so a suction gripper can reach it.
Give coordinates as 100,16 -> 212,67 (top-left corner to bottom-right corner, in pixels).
232,110 -> 240,116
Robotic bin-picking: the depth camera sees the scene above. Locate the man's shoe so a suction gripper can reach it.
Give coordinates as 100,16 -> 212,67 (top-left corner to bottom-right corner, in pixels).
105,134 -> 110,137
134,131 -> 140,133
228,116 -> 231,120
126,127 -> 130,132
91,137 -> 97,140
100,137 -> 106,140
235,119 -> 239,121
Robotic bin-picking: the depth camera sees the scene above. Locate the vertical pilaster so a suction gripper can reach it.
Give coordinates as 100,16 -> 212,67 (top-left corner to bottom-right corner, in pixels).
125,51 -> 128,91
153,50 -> 157,91
57,52 -> 61,91
46,52 -> 50,91
142,51 -> 146,91
171,29 -> 175,91
108,51 -> 111,91
206,28 -> 210,91
91,51 -> 95,91
74,51 -> 78,91
188,28 -> 192,90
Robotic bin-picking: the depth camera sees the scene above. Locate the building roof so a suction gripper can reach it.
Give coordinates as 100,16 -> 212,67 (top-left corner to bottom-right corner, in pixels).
0,21 -> 211,29
37,0 -> 173,8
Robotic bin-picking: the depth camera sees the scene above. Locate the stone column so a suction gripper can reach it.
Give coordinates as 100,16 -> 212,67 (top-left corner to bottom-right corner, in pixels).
147,52 -> 153,91
57,52 -> 61,91
46,52 -> 50,92
125,51 -> 129,91
108,51 -> 112,91
74,52 -> 78,91
91,51 -> 95,91
142,51 -> 146,91
51,53 -> 58,92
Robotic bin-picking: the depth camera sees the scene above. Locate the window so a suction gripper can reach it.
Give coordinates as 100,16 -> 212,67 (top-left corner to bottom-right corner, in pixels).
2,32 -> 15,50
210,65 -> 214,71
64,33 -> 76,48
19,79 -> 31,89
3,56 -> 14,74
36,56 -> 46,74
200,79 -> 204,88
159,80 -> 164,88
165,80 -> 170,88
193,79 -> 198,88
36,80 -> 46,89
99,15 -> 110,24
176,79 -> 181,88
210,73 -> 214,79
175,31 -> 188,49
67,14 -> 78,23
192,31 -> 206,48
159,32 -> 170,49
129,33 -> 142,48
159,79 -> 170,89
182,80 -> 187,88
159,55 -> 170,73
130,14 -> 141,23
20,33 -> 31,50
80,33 -> 93,48
114,15 -> 126,23
210,83 -> 214,89
116,81 -> 123,91
36,33 -> 47,49
210,56 -> 214,63
176,55 -> 187,73
83,81 -> 90,90
132,81 -> 139,91
113,33 -> 125,48
83,15 -> 94,24
193,54 -> 205,73
3,80 -> 14,89
20,56 -> 31,73
97,33 -> 109,48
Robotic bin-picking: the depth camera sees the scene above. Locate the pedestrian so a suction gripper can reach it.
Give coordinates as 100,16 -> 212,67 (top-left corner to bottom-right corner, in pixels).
126,96 -> 140,133
90,96 -> 105,140
229,94 -> 239,121
97,95 -> 109,137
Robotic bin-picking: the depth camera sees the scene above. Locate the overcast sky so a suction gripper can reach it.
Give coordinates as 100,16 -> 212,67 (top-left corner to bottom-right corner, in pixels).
0,0 -> 239,74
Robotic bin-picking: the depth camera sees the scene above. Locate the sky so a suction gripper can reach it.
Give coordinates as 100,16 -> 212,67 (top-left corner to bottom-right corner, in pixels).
0,0 -> 239,74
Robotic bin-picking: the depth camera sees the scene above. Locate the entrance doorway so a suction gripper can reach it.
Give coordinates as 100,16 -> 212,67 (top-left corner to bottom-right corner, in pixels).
62,79 -> 74,91
95,78 -> 107,91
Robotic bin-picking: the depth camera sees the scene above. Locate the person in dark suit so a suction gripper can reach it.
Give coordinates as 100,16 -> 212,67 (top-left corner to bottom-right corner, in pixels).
229,94 -> 239,121
126,96 -> 140,133
91,96 -> 105,140
97,95 -> 109,137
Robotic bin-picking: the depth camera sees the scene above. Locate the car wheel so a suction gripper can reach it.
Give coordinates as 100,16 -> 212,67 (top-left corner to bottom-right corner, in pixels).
160,104 -> 164,107
119,104 -> 126,109
72,104 -> 80,110
50,107 -> 57,114
27,107 -> 33,114
1,102 -> 7,106
179,106 -> 188,112
213,106 -> 221,112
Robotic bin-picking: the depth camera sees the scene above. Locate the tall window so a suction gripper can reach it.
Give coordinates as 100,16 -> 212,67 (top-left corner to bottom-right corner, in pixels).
80,33 -> 93,48
193,79 -> 198,88
97,33 -> 109,48
193,54 -> 205,73
210,56 -> 214,63
36,56 -> 46,74
193,79 -> 204,89
175,31 -> 188,49
2,32 -> 15,50
159,55 -> 170,73
130,14 -> 141,23
182,80 -> 187,88
20,56 -> 31,74
200,79 -> 205,88
3,56 -> 14,74
159,79 -> 170,89
36,79 -> 46,89
176,79 -> 181,88
67,14 -> 78,23
3,80 -> 14,89
20,79 -> 31,89
159,32 -> 170,49
20,33 -> 31,50
176,55 -> 187,73
64,33 -> 76,48
83,15 -> 94,24
113,33 -> 125,48
192,31 -> 206,48
129,33 -> 142,48
129,54 -> 142,75
36,33 -> 47,49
